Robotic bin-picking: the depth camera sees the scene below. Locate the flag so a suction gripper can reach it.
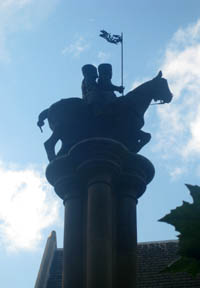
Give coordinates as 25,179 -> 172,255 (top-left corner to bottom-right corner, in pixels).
99,30 -> 122,44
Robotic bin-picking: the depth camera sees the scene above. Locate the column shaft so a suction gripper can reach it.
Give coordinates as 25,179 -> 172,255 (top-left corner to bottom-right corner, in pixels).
87,175 -> 113,288
116,194 -> 137,288
63,195 -> 83,288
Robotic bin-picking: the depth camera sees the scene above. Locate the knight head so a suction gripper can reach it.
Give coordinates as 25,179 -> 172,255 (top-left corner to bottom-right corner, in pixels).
98,63 -> 112,80
82,64 -> 98,80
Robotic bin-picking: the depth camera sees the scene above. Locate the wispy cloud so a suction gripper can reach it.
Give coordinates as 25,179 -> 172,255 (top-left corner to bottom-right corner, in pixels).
97,51 -> 110,62
169,167 -> 186,181
62,36 -> 90,57
155,19 -> 200,161
0,0 -> 32,8
0,161 -> 60,251
0,0 -> 59,62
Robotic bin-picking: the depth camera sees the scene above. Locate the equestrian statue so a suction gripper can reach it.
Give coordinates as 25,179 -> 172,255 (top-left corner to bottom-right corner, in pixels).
37,63 -> 173,161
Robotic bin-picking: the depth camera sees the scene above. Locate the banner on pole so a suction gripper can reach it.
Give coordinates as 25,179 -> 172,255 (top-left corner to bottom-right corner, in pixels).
99,30 -> 122,44
99,30 -> 124,95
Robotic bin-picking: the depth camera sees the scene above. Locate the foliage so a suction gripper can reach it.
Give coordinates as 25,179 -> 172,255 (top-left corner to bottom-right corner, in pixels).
159,184 -> 200,276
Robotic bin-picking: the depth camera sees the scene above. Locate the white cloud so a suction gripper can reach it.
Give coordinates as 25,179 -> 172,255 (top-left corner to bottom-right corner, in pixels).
0,0 -> 32,8
155,19 -> 200,161
0,161 -> 60,251
0,0 -> 59,62
62,36 -> 90,57
97,51 -> 110,62
169,167 -> 186,181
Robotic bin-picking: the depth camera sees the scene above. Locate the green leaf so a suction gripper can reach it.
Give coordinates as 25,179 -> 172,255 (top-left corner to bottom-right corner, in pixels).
161,257 -> 200,277
159,184 -> 200,275
158,201 -> 200,234
185,184 -> 200,204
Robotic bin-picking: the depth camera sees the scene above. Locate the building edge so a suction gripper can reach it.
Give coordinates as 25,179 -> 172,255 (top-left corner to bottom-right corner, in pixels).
34,231 -> 57,288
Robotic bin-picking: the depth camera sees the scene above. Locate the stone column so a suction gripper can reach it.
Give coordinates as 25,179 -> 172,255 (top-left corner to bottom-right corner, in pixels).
46,138 -> 155,288
61,177 -> 83,288
68,138 -> 126,288
116,191 -> 138,288
47,157 -> 84,288
86,174 -> 113,288
116,154 -> 155,288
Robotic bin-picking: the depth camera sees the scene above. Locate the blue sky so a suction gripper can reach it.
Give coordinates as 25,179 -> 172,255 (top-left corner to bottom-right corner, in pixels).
1,0 -> 200,287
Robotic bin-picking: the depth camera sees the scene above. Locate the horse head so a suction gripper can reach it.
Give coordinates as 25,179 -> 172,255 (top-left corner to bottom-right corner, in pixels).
152,71 -> 173,104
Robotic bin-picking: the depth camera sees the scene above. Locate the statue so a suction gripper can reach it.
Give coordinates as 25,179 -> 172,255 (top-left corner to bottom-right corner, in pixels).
81,64 -> 98,103
81,63 -> 124,115
97,63 -> 124,97
37,65 -> 173,161
81,63 -> 124,103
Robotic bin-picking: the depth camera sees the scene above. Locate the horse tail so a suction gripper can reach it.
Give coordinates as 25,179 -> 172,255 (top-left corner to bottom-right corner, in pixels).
37,109 -> 49,132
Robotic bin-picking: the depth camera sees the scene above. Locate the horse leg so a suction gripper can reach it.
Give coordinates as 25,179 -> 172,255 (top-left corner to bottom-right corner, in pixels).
139,131 -> 151,145
134,130 -> 151,153
44,129 -> 60,161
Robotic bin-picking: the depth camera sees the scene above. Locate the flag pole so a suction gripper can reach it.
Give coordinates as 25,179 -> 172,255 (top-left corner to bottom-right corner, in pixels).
99,30 -> 124,95
121,32 -> 124,96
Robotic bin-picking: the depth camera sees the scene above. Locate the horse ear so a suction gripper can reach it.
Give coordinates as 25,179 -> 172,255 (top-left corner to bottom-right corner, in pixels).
153,71 -> 162,81
157,71 -> 162,78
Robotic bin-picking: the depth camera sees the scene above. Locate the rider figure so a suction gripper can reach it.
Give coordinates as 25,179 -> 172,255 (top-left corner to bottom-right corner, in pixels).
97,63 -> 124,104
81,64 -> 98,104
81,63 -> 124,104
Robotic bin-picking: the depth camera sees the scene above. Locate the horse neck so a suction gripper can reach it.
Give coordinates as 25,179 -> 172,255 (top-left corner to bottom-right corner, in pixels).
132,80 -> 155,115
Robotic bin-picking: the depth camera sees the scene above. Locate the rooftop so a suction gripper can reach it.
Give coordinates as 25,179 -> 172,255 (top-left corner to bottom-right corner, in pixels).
35,234 -> 200,288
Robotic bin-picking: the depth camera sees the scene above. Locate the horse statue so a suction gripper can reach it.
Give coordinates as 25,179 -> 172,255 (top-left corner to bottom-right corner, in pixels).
37,70 -> 173,161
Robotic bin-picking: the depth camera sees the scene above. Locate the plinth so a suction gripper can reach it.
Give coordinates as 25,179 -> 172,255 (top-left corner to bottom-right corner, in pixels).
46,138 -> 155,288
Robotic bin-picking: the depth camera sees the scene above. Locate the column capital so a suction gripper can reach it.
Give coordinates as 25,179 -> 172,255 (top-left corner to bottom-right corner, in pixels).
46,138 -> 155,200
118,153 -> 155,199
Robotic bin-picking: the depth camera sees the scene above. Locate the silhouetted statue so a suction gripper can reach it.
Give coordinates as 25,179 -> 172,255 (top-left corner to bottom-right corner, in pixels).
97,63 -> 124,96
81,64 -> 98,103
81,63 -> 124,115
37,66 -> 173,161
81,63 -> 123,103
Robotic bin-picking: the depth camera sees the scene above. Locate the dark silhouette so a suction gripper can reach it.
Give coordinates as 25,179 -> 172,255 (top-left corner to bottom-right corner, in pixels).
97,63 -> 124,95
81,64 -> 98,103
81,63 -> 123,106
38,66 -> 172,161
81,63 -> 124,116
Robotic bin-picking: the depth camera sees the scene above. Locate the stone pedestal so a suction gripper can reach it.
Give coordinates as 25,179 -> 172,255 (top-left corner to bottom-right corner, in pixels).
46,138 -> 155,288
